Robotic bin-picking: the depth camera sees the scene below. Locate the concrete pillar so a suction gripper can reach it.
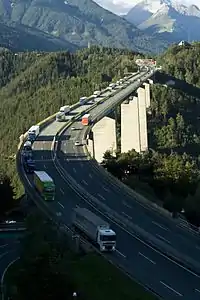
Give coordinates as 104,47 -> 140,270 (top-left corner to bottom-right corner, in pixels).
137,87 -> 148,152
92,116 -> 117,163
121,97 -> 141,153
143,83 -> 150,108
87,139 -> 94,158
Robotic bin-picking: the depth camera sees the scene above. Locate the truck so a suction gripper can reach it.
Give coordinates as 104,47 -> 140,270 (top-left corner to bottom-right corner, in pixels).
56,111 -> 65,122
73,207 -> 116,252
22,141 -> 32,158
23,157 -> 35,173
28,125 -> 40,142
79,96 -> 87,105
82,114 -> 91,126
59,105 -> 70,114
93,90 -> 101,98
34,171 -> 55,201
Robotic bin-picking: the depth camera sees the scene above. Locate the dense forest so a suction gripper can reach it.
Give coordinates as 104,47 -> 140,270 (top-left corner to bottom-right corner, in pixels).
103,43 -> 200,226
0,46 -> 139,197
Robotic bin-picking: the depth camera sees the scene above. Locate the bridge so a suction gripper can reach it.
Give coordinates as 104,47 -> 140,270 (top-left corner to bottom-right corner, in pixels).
16,68 -> 200,299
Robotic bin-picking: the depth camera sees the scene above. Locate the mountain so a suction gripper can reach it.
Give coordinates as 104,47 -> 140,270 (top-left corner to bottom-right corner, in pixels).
125,0 -> 200,42
0,0 -> 168,53
0,21 -> 78,52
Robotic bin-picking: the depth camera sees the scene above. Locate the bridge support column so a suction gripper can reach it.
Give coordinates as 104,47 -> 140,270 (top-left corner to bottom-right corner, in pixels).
143,83 -> 151,108
121,97 -> 141,153
92,116 -> 117,162
137,87 -> 148,152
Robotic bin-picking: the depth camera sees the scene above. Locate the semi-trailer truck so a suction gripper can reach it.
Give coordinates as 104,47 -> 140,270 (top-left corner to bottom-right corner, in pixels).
93,90 -> 101,98
79,97 -> 87,105
28,125 -> 40,141
82,114 -> 91,126
23,157 -> 35,173
72,207 -> 116,252
56,111 -> 65,122
34,171 -> 55,201
60,105 -> 70,114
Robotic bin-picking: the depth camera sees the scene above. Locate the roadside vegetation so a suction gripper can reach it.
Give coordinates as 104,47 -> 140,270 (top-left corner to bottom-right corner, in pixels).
4,211 -> 158,300
103,43 -> 200,226
0,46 -> 138,198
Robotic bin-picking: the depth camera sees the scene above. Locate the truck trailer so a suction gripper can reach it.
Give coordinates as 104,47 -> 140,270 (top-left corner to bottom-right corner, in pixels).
56,111 -> 65,122
28,125 -> 40,141
79,97 -> 87,105
82,114 -> 91,126
73,207 -> 116,252
93,90 -> 101,98
23,157 -> 35,173
59,105 -> 70,114
34,171 -> 55,201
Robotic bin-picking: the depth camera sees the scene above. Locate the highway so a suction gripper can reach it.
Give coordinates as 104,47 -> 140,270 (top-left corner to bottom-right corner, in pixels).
0,232 -> 21,286
19,69 -> 200,299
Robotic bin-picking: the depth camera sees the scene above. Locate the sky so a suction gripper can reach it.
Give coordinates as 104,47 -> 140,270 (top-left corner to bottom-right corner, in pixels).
94,0 -> 200,15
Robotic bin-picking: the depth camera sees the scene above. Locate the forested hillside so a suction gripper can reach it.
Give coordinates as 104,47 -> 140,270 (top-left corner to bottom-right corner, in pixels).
0,21 -> 77,52
0,46 -> 139,197
103,43 -> 200,226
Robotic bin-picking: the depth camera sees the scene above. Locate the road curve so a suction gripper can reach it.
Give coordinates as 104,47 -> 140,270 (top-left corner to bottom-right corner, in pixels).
18,70 -> 200,299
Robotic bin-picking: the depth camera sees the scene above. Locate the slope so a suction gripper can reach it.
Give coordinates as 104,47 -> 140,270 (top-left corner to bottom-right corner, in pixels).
0,21 -> 78,52
0,46 -> 140,196
0,0 -> 168,53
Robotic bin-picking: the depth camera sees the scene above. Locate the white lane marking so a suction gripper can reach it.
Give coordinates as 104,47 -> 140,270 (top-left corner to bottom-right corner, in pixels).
123,201 -> 132,209
60,188 -> 64,195
43,164 -> 46,169
58,202 -> 64,209
82,180 -> 88,186
139,252 -> 156,265
73,168 -> 76,173
103,186 -> 110,192
0,244 -> 8,248
152,221 -> 169,231
156,234 -> 171,244
116,249 -> 126,258
97,193 -> 106,201
52,154 -> 200,279
122,211 -> 132,220
195,289 -> 200,293
89,173 -> 92,178
1,256 -> 20,300
160,281 -> 183,296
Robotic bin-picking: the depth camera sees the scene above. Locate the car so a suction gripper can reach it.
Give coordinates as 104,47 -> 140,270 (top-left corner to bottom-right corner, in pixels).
75,141 -> 81,146
71,127 -> 76,131
5,220 -> 16,224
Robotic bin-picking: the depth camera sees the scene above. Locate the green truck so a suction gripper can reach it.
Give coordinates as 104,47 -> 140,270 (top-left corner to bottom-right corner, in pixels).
34,171 -> 55,201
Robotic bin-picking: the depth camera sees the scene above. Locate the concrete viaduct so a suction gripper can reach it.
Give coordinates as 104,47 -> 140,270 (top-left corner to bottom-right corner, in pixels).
87,79 -> 154,162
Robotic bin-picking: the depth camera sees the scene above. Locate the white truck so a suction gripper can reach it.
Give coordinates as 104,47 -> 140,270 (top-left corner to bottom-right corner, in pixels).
93,90 -> 101,98
73,207 -> 116,252
56,111 -> 65,122
60,105 -> 70,114
28,125 -> 40,141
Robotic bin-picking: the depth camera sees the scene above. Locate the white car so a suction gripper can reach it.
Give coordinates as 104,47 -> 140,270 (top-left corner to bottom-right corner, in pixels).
5,220 -> 16,224
71,127 -> 76,131
75,141 -> 81,146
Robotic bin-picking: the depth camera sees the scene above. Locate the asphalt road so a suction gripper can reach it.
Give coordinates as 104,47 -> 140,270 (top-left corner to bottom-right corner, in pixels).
54,77 -> 200,266
0,233 -> 21,282
26,158 -> 200,299
23,70 -> 200,299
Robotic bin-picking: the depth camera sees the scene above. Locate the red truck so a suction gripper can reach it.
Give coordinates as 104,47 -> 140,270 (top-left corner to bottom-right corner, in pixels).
82,114 -> 91,126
